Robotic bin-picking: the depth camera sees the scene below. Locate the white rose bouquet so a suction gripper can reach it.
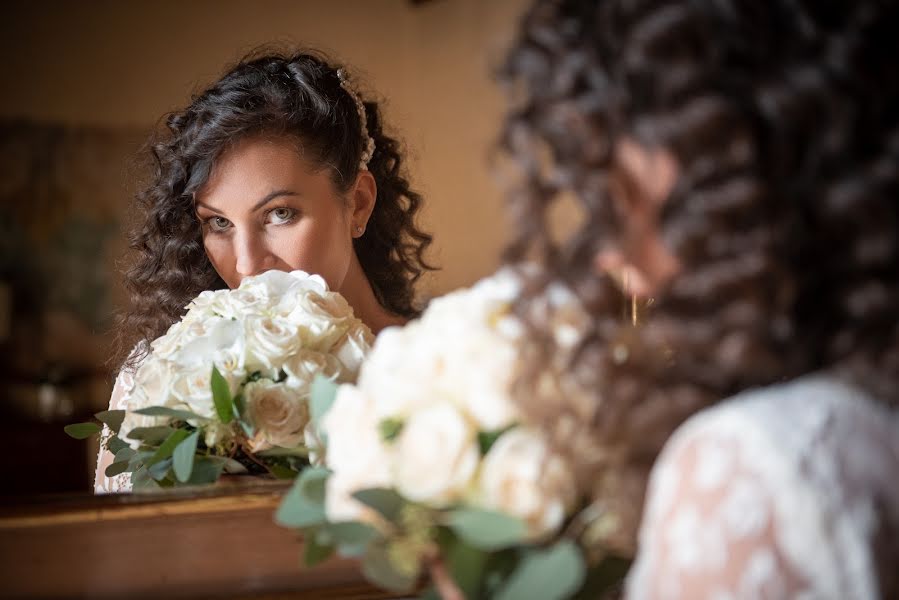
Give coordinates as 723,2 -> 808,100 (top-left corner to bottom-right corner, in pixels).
276,270 -> 627,599
66,270 -> 373,489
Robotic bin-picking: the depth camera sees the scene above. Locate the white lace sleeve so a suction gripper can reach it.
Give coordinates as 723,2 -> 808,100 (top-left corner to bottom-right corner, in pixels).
626,376 -> 899,600
93,366 -> 137,494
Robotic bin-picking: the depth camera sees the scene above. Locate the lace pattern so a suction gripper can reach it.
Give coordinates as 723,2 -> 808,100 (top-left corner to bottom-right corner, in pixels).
93,365 -> 137,494
627,375 -> 899,600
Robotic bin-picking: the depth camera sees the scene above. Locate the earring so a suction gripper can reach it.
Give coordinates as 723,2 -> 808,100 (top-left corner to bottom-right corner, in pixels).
355,225 -> 364,235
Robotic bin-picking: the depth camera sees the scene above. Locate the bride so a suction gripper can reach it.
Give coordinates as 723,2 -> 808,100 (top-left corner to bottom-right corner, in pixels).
500,0 -> 899,597
95,50 -> 434,493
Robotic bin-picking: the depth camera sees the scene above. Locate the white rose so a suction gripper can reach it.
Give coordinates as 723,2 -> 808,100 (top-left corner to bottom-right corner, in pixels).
169,364 -> 241,420
243,315 -> 301,371
130,355 -> 176,408
230,270 -> 328,322
304,421 -> 324,466
375,286 -> 520,431
149,324 -> 184,360
247,269 -> 328,300
443,324 -> 520,431
323,385 -> 387,472
151,318 -> 213,360
244,380 -> 309,452
287,291 -> 354,351
332,325 -> 373,380
394,402 -> 479,506
184,289 -> 231,320
477,428 -> 577,540
326,469 -> 392,523
282,349 -> 344,394
356,325 -> 436,419
218,288 -> 272,319
322,385 -> 393,522
119,357 -> 177,448
174,318 -> 243,369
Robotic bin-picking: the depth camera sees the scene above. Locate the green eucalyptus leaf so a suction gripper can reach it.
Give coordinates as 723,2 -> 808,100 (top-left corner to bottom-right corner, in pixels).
125,426 -> 175,445
130,466 -> 156,490
309,376 -> 338,426
146,429 -> 191,467
173,431 -> 199,483
64,422 -> 101,439
275,468 -> 330,528
128,450 -> 153,471
133,406 -> 208,421
114,447 -> 135,463
187,458 -> 225,485
328,521 -> 379,545
443,535 -> 489,599
482,548 -> 520,597
275,490 -> 326,527
324,521 -> 379,556
361,542 -> 418,593
304,530 -> 335,567
94,410 -> 126,433
269,464 -> 299,480
351,488 -> 405,523
298,467 -> 329,505
256,446 -> 309,458
233,393 -> 247,418
446,508 -> 527,551
495,540 -> 586,600
148,457 -> 173,481
105,460 -> 131,477
107,435 -> 130,455
210,365 -> 234,423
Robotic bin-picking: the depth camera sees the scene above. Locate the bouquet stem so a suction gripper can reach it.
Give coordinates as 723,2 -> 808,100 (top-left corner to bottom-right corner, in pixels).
428,553 -> 465,600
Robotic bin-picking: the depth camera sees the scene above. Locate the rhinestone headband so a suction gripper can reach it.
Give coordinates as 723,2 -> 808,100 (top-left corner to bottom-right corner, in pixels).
337,68 -> 376,171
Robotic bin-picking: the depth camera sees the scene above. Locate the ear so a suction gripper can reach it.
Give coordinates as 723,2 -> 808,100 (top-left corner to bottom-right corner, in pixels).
349,170 -> 377,238
597,139 -> 681,297
615,138 -> 678,213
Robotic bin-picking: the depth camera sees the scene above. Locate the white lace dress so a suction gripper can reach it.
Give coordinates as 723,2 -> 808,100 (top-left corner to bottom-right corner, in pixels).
94,367 -> 137,494
626,375 -> 899,600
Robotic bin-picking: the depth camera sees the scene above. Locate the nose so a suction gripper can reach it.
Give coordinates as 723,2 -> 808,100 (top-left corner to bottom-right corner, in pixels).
234,231 -> 273,282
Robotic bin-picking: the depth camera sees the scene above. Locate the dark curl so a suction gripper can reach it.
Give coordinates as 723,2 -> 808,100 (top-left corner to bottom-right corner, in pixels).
501,0 -> 899,549
117,49 -> 434,368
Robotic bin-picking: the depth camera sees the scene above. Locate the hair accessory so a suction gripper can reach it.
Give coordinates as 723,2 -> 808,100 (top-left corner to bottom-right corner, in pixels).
337,68 -> 376,171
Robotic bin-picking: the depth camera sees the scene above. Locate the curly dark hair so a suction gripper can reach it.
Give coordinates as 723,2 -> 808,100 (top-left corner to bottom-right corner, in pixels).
500,0 -> 899,552
116,49 -> 434,368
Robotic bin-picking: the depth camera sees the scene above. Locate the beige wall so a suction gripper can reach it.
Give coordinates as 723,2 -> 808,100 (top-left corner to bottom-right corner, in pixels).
0,0 -> 530,297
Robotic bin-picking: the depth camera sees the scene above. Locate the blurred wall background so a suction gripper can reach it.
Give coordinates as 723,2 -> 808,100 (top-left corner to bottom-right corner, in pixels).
0,0 -> 529,493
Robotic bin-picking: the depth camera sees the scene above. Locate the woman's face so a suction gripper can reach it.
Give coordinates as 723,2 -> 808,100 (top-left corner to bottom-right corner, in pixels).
195,136 -> 375,292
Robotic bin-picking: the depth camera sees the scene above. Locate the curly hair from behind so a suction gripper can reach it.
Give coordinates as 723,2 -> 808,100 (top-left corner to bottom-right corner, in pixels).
499,0 -> 899,551
116,49 -> 435,369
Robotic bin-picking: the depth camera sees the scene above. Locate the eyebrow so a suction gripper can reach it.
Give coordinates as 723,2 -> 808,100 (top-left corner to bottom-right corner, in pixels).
195,189 -> 300,215
252,189 -> 300,212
